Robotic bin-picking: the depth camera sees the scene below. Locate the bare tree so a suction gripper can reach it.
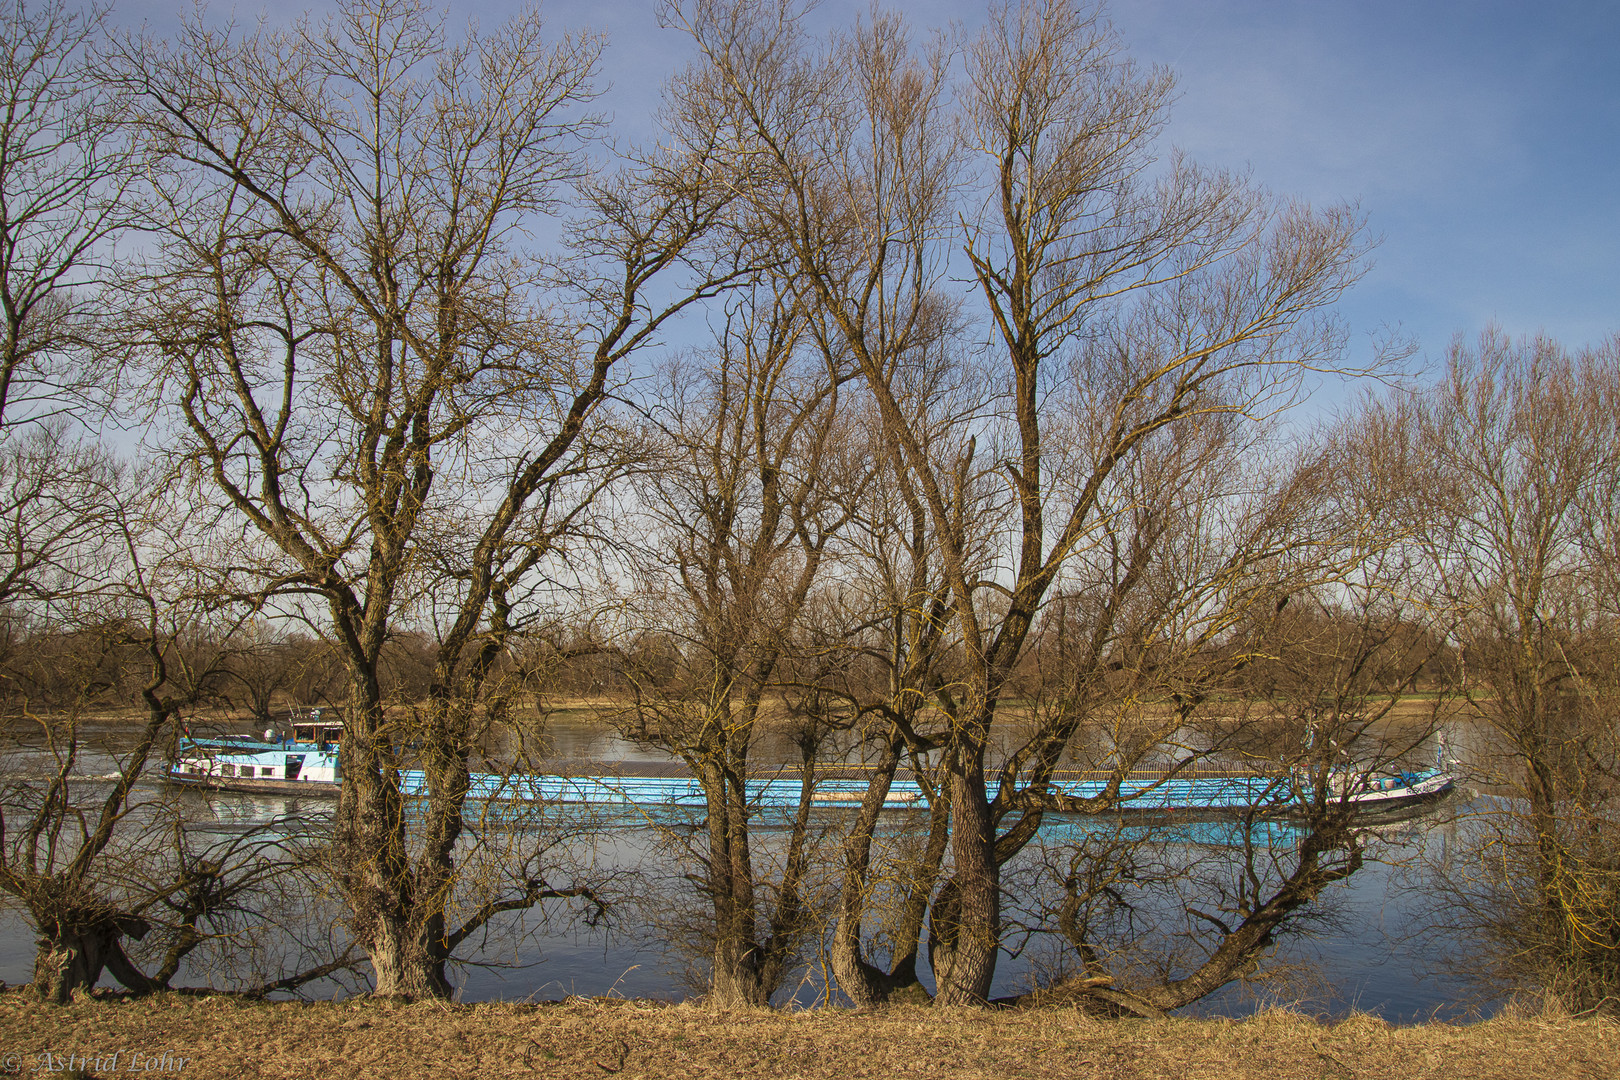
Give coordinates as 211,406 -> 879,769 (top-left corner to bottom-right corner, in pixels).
1410,330 -> 1620,1009
0,17 -> 215,986
674,0 -> 1377,1003
609,273 -> 862,1006
823,412 -> 959,1006
1015,562 -> 1450,1016
0,461 -> 336,1002
117,0 -> 744,998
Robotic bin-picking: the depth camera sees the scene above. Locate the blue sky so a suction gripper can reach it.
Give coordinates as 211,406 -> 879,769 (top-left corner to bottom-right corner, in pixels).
1107,1 -> 1620,368
122,0 -> 1620,372
526,0 -> 1620,370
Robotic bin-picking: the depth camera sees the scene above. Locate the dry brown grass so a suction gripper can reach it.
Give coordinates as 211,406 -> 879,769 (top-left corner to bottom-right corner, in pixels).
2,993 -> 1614,1080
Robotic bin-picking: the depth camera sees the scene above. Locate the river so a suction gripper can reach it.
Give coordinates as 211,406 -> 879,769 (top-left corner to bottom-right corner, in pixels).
0,719 -> 1492,1021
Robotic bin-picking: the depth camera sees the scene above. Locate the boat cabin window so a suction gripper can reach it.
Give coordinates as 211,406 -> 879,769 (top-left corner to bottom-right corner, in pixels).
292,724 -> 343,748
220,765 -> 235,777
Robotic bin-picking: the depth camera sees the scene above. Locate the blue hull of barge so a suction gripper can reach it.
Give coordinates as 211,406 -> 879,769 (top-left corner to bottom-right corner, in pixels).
401,767 -> 1453,816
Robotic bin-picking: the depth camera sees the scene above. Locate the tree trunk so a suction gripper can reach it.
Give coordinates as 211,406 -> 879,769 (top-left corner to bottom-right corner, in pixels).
831,745 -> 899,1008
928,760 -> 1000,1005
25,884 -> 152,1003
710,934 -> 772,1008
704,753 -> 778,1008
30,926 -> 118,1004
831,739 -> 945,1007
367,916 -> 453,999
335,686 -> 455,1000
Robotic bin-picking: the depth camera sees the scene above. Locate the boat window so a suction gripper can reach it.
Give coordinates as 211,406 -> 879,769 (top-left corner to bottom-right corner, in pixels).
220,765 -> 235,777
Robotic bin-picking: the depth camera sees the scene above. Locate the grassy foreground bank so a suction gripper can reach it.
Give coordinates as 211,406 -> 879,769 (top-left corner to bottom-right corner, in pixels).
2,994 -> 1615,1080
